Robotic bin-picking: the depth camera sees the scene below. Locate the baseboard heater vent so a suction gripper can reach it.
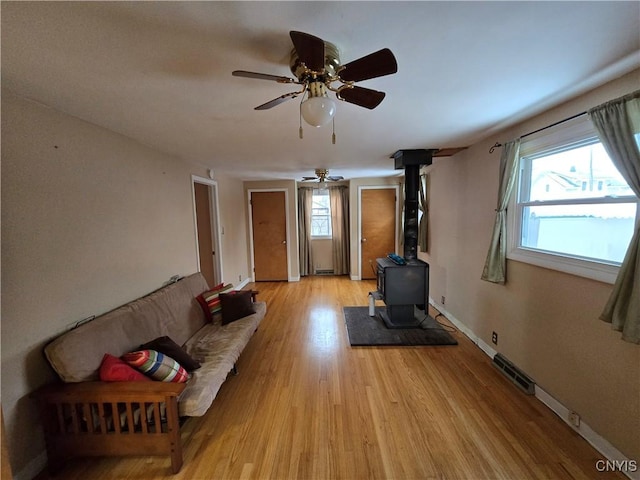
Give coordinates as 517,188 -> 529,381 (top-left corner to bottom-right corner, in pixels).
492,353 -> 535,395
315,269 -> 334,275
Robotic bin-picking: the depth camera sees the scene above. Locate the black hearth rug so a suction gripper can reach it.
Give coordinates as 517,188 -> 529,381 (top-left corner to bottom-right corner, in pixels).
343,306 -> 458,347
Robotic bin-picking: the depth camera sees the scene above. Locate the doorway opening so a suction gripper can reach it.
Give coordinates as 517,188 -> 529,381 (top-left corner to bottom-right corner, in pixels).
192,176 -> 223,287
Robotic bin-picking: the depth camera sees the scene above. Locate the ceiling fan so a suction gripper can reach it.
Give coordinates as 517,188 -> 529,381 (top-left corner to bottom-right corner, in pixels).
302,169 -> 344,187
232,31 -> 398,129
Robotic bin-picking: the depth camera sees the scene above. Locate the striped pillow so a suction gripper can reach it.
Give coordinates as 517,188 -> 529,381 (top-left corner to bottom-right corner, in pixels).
196,283 -> 234,321
122,350 -> 189,383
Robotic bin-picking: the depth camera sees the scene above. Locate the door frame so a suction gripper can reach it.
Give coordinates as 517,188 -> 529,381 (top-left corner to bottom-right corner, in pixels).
357,184 -> 400,280
191,175 -> 223,285
247,188 -> 292,282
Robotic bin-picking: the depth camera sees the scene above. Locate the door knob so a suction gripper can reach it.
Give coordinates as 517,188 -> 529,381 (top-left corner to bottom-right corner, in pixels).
361,238 -> 367,243
282,240 -> 287,244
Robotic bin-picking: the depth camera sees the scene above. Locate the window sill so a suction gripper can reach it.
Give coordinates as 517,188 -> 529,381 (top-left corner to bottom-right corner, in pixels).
507,247 -> 619,284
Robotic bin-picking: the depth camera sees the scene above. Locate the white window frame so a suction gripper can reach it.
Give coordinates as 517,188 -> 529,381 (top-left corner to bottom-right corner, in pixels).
507,115 -> 639,284
310,188 -> 332,239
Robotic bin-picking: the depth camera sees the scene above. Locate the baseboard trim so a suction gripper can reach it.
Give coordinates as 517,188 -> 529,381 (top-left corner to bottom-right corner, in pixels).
535,387 -> 639,480
429,299 -> 497,358
428,298 -> 638,480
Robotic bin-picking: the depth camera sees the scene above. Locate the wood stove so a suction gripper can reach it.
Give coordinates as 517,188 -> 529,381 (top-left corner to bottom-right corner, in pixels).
377,257 -> 429,328
376,149 -> 435,328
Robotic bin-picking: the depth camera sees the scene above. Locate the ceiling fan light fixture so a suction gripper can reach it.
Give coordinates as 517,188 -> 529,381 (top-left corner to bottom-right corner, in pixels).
301,82 -> 336,127
235,31 -> 398,132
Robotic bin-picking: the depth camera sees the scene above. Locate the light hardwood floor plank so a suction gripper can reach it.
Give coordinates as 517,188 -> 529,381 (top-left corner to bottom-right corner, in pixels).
35,276 -> 626,479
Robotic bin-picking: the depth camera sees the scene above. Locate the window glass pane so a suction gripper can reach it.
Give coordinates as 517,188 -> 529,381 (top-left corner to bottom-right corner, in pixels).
524,142 -> 633,202
511,117 -> 639,281
521,203 -> 636,264
311,191 -> 332,237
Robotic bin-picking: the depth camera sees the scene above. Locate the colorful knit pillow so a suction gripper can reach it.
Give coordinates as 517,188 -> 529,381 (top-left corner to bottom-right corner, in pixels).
139,336 -> 201,372
122,350 -> 189,383
196,283 -> 234,321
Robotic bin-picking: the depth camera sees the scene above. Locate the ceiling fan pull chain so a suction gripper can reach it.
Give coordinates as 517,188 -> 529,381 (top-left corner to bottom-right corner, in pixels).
299,99 -> 304,139
332,117 -> 336,144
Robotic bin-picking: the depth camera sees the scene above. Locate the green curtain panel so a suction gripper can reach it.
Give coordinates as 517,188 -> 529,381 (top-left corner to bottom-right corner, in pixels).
398,182 -> 405,253
298,187 -> 314,276
481,139 -> 521,284
588,90 -> 640,344
418,174 -> 429,252
329,185 -> 350,275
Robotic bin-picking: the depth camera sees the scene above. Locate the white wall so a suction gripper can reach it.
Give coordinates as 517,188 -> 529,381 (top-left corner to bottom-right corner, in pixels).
421,69 -> 640,461
311,238 -> 333,272
216,176 -> 251,285
0,89 -> 251,478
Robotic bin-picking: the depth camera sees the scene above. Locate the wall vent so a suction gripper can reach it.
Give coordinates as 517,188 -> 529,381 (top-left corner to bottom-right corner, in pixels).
315,269 -> 334,275
492,353 -> 535,395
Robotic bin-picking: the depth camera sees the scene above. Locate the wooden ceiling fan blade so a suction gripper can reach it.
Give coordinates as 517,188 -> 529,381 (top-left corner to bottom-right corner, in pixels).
339,86 -> 386,110
232,70 -> 297,83
290,31 -> 325,71
327,176 -> 344,181
255,91 -> 299,110
339,48 -> 398,82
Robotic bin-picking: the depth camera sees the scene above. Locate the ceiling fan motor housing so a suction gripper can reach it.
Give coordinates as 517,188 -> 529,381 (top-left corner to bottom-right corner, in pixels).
289,41 -> 340,82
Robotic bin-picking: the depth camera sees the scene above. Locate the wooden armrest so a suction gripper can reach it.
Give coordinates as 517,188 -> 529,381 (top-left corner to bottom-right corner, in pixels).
243,289 -> 259,302
34,381 -> 186,402
34,380 -> 186,474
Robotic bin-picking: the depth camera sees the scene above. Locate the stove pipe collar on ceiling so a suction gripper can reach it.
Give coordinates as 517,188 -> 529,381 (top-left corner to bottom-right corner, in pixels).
392,149 -> 436,260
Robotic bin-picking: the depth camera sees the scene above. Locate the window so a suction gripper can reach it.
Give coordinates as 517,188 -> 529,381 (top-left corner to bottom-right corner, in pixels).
311,189 -> 332,238
509,115 -> 639,283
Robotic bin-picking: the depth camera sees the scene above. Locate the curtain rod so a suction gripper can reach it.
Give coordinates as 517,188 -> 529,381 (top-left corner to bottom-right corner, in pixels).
489,110 -> 587,153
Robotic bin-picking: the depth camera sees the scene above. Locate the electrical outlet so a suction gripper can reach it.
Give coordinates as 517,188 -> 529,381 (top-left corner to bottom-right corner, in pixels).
492,331 -> 498,345
441,296 -> 445,305
569,411 -> 581,428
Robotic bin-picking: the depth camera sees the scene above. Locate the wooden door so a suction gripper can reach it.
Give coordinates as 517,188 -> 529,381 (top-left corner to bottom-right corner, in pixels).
194,183 -> 217,287
361,188 -> 397,279
251,191 -> 288,281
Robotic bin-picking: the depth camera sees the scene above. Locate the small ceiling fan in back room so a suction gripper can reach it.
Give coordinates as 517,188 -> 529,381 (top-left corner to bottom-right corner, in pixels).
232,31 -> 398,142
301,169 -> 344,189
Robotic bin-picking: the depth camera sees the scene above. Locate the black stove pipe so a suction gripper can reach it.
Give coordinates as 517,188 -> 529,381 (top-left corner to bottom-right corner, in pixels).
392,149 -> 436,260
403,164 -> 419,259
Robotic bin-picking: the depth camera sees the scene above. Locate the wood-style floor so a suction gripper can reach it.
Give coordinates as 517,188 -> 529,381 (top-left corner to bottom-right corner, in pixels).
37,276 -> 625,479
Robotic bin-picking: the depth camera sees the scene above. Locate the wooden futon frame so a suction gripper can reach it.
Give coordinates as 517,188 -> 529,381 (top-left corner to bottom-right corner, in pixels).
34,381 -> 186,474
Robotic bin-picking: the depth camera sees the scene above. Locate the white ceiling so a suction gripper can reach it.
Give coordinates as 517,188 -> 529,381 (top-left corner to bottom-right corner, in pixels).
2,1 -> 639,181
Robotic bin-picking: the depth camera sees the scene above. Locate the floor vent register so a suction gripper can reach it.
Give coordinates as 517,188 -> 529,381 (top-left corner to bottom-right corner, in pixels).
492,353 -> 536,395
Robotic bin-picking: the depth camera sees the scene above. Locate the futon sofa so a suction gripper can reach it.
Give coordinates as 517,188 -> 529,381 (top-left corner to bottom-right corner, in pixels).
34,272 -> 266,474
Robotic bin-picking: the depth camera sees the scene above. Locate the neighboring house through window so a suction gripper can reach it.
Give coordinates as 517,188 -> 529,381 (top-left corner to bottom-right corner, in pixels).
508,115 -> 639,283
